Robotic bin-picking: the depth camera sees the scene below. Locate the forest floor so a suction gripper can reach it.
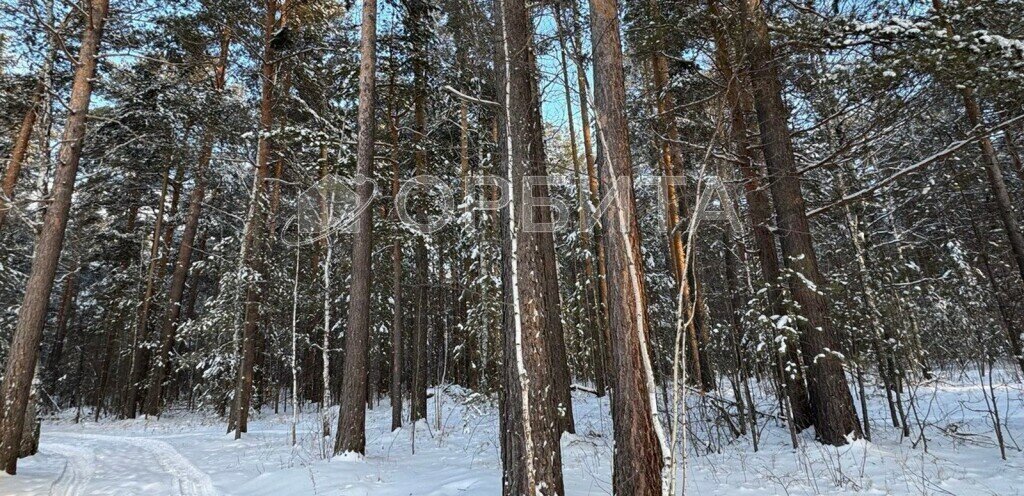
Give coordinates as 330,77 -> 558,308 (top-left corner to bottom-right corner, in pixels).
3,369 -> 1023,495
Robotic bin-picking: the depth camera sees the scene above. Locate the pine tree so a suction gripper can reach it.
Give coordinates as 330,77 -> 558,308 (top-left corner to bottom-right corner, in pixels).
589,0 -> 669,492
0,0 -> 111,473
738,0 -> 862,445
334,0 -> 378,455
493,0 -> 566,492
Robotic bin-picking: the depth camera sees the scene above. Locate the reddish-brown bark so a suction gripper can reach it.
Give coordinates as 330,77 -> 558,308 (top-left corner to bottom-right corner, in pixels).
0,0 -> 111,473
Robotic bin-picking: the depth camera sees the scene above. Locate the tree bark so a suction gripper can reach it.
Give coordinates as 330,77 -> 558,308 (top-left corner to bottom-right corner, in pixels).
554,7 -> 606,397
318,151 -> 334,438
126,155 -> 188,417
494,0 -> 566,493
143,34 -> 229,416
567,4 -> 612,392
709,3 -> 814,430
932,0 -> 1024,294
43,268 -> 78,388
589,0 -> 668,492
93,209 -> 140,421
526,10 -> 574,436
740,0 -> 862,445
388,72 -> 404,431
230,0 -> 279,438
964,93 -> 1024,287
334,0 -> 377,455
411,241 -> 428,421
1004,129 -> 1024,182
408,0 -> 431,424
18,364 -> 42,459
839,186 -> 907,435
0,78 -> 46,232
648,0 -> 715,392
0,0 -> 110,473
123,163 -> 172,419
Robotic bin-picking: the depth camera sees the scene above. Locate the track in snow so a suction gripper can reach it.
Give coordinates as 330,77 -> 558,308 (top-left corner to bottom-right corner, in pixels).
48,433 -> 218,496
40,443 -> 95,496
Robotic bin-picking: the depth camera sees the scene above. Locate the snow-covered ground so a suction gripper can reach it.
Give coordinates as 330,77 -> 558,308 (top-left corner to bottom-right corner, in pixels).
3,371 -> 1023,495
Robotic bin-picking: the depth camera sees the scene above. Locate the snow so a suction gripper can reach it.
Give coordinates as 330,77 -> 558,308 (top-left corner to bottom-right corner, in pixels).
2,374 -> 1023,495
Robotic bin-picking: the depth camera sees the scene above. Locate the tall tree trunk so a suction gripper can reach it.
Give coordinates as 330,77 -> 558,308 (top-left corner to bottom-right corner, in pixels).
554,7 -> 606,397
723,226 -> 755,442
526,9 -> 574,436
411,241 -> 429,421
956,182 -> 1024,377
18,364 -> 42,458
567,5 -> 612,391
1004,129 -> 1024,182
589,0 -> 668,492
93,208 -> 140,421
457,99 -> 473,390
125,156 -> 188,417
184,237 -> 206,322
389,236 -> 404,428
709,3 -> 814,429
318,149 -> 333,440
494,0 -> 566,493
933,0 -> 1024,293
123,163 -> 172,419
334,0 -> 377,455
230,0 -> 279,438
0,78 -> 46,232
842,201 -> 907,434
740,0 -> 862,445
43,268 -> 78,387
648,0 -> 715,392
388,71 -> 404,431
143,33 -> 230,416
408,0 -> 431,424
538,214 -> 575,434
93,315 -> 121,421
965,93 -> 1024,284
0,0 -> 110,473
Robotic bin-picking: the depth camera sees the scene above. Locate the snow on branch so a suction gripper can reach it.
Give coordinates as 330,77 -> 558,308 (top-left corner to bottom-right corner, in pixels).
808,113 -> 1024,218
443,85 -> 499,107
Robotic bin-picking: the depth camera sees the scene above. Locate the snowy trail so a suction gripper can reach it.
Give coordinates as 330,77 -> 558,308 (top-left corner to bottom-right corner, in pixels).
40,444 -> 95,496
41,432 -> 218,496
4,382 -> 1021,495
